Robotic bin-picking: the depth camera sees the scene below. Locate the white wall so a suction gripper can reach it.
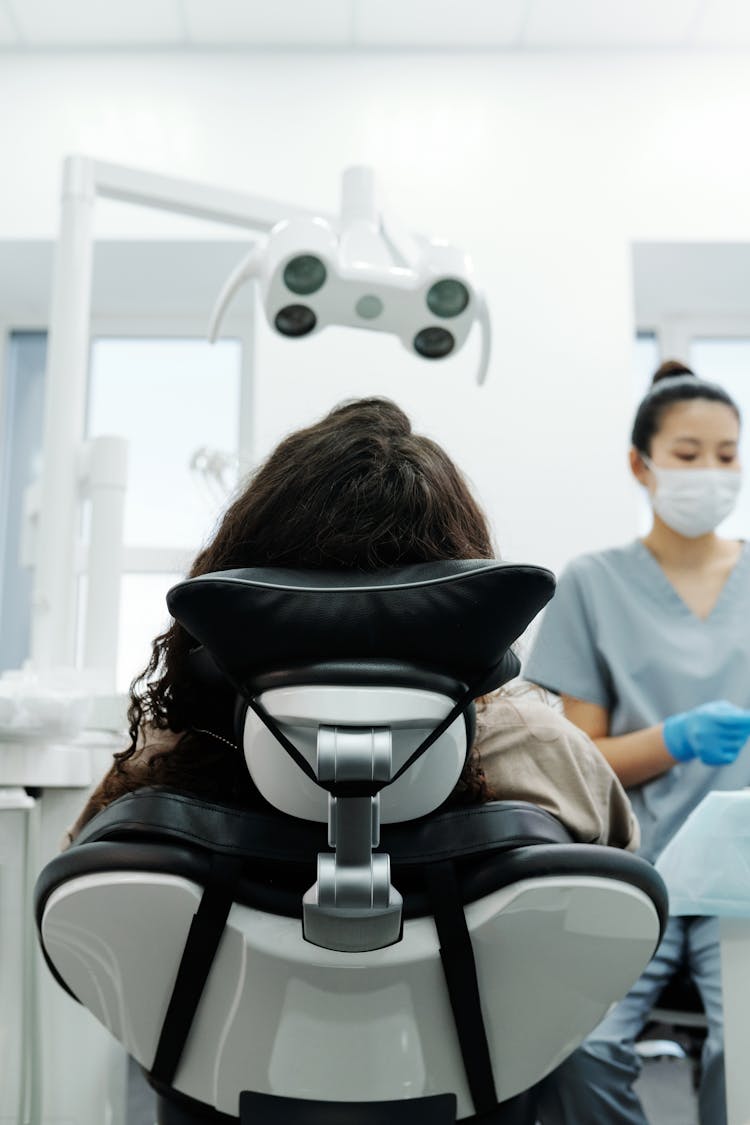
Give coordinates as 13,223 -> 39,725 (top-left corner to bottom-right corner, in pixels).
3,49 -> 750,575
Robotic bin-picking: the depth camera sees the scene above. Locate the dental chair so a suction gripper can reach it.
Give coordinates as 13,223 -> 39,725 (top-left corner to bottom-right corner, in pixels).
35,560 -> 668,1124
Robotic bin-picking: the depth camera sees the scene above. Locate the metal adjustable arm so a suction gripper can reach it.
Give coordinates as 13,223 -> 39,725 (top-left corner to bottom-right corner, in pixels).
302,726 -> 403,953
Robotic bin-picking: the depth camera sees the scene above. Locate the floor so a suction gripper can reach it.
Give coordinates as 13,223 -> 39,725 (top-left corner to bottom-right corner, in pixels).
127,1056 -> 701,1124
635,1057 -> 700,1125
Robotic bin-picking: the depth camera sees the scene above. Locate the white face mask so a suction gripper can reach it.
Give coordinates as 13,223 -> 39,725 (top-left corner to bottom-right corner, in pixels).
641,455 -> 742,538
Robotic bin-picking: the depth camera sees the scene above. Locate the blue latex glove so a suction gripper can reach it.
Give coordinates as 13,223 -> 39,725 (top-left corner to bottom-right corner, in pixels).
663,700 -> 750,765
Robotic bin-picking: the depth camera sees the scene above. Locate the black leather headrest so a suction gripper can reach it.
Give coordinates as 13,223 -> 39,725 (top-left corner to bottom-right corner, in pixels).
167,560 -> 555,697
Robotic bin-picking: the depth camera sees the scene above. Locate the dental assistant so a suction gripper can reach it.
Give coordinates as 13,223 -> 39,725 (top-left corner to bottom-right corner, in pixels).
526,361 -> 750,1125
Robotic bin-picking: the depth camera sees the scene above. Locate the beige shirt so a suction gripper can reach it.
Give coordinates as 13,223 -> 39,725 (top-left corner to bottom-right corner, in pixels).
475,693 -> 639,851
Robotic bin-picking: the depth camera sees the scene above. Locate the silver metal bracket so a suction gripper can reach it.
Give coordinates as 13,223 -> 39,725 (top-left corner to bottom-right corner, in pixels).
302,725 -> 403,952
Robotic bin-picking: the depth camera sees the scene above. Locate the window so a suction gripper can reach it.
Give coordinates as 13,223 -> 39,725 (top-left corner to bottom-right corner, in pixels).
86,337 -> 242,691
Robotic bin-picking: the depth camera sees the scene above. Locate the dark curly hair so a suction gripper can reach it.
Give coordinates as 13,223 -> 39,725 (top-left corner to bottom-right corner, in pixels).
97,397 -> 497,816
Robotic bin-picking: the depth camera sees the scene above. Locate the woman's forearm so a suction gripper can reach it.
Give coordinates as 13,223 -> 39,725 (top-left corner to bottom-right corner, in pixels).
593,725 -> 676,788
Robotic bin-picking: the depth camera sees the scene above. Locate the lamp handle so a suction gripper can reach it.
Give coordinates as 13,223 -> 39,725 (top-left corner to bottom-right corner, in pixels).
475,290 -> 492,386
208,243 -> 266,342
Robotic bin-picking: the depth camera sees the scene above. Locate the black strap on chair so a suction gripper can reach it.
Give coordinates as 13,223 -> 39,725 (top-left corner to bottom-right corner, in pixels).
150,855 -> 244,1086
425,860 -> 498,1118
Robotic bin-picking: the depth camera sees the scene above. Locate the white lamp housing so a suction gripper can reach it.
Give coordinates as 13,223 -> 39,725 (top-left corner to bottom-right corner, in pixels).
209,167 -> 491,384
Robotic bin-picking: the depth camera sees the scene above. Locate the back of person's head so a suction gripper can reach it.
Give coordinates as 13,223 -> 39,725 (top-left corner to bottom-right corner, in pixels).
631,359 -> 740,455
190,397 -> 493,574
116,398 -> 495,807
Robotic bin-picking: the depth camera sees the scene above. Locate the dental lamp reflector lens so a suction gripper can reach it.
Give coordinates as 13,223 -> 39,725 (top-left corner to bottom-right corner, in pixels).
275,305 -> 317,337
426,278 -> 470,319
283,255 -> 327,296
414,327 -> 455,359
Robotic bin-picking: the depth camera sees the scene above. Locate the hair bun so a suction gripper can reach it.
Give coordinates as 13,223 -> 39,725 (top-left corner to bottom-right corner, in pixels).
652,359 -> 696,386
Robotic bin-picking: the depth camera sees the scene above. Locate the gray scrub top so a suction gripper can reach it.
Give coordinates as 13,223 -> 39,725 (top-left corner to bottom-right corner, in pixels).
524,540 -> 750,862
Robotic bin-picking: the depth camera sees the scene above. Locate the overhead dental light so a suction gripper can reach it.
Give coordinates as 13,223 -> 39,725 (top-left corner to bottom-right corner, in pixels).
209,166 -> 491,385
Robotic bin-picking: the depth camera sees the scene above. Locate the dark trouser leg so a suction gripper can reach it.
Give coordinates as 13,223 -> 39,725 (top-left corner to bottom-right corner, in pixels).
685,915 -> 726,1125
536,916 -> 688,1125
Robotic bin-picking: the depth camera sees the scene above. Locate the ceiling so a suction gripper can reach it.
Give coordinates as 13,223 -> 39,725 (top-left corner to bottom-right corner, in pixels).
1,0 -> 750,51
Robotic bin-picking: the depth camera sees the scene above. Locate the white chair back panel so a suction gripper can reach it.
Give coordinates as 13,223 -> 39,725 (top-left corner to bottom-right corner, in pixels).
42,874 -> 660,1119
466,880 -> 659,1095
245,686 -> 466,823
42,873 -> 202,1065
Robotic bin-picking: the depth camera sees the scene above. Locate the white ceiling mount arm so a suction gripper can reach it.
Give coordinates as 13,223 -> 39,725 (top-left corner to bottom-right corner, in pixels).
208,243 -> 266,342
338,165 -> 392,270
379,209 -> 423,272
338,165 -> 428,274
341,164 -> 422,271
90,157 -> 333,232
340,165 -> 379,227
475,291 -> 492,386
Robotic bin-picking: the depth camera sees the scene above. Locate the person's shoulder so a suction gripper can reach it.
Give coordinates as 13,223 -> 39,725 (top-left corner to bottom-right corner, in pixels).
477,691 -> 576,742
562,542 -> 639,580
477,691 -> 612,757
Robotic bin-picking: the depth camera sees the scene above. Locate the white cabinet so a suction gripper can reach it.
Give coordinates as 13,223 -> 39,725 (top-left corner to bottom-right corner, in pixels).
0,738 -> 128,1125
0,788 -> 36,1125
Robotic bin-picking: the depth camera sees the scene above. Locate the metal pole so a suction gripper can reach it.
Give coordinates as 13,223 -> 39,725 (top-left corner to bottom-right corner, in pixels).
81,435 -> 128,690
30,156 -> 96,669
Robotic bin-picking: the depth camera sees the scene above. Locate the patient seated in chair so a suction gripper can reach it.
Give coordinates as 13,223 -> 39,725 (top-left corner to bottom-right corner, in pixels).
40,397 -> 665,1125
67,397 -> 636,849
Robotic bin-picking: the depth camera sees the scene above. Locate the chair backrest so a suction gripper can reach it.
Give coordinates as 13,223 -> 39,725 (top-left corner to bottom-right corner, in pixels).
37,791 -> 668,1122
167,561 -> 554,954
36,560 -> 669,1123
